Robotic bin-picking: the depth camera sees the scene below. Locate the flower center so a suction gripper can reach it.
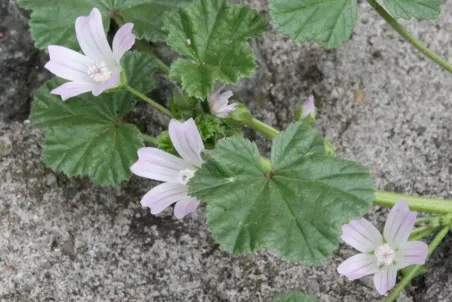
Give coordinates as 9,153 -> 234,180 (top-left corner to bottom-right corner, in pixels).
375,243 -> 396,266
87,61 -> 112,82
177,169 -> 196,185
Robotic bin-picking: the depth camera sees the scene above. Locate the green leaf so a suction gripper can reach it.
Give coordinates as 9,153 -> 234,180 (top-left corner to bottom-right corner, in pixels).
121,51 -> 158,93
270,0 -> 357,48
116,0 -> 192,42
31,79 -> 143,186
17,0 -> 192,49
165,0 -> 267,98
155,131 -> 176,155
274,292 -> 318,302
195,114 -> 227,142
17,0 -> 112,49
385,0 -> 443,20
189,121 -> 374,264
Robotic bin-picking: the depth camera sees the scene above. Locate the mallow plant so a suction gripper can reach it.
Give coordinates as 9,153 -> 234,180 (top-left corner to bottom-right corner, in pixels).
18,0 -> 452,301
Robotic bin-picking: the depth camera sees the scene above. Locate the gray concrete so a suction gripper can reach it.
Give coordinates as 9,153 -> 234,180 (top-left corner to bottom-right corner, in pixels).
1,0 -> 452,301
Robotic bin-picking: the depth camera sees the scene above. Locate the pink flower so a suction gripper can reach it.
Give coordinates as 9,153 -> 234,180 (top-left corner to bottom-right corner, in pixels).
337,201 -> 428,295
207,88 -> 237,118
301,95 -> 316,119
131,118 -> 204,219
45,8 -> 135,100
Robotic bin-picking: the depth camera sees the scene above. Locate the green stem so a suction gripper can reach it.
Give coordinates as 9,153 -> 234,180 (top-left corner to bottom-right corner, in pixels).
385,226 -> 450,302
142,134 -> 158,145
248,118 -> 280,138
367,0 -> 452,73
416,216 -> 438,224
125,85 -> 173,117
375,191 -> 452,214
409,226 -> 438,241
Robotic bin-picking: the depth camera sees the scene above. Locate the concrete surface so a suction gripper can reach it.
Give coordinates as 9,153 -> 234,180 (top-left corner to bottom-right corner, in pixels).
1,0 -> 452,301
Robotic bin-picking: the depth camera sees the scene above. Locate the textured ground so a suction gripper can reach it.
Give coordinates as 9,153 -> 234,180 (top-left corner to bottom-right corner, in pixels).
1,0 -> 452,301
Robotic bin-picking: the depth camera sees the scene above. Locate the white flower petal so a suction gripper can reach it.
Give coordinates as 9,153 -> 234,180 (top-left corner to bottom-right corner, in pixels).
384,200 -> 416,246
45,45 -> 94,84
396,241 -> 428,270
174,197 -> 200,219
337,253 -> 379,280
91,71 -> 121,96
341,218 -> 383,253
140,183 -> 188,214
112,23 -> 135,64
75,8 -> 115,66
373,266 -> 397,295
50,81 -> 96,101
130,147 -> 191,183
169,118 -> 204,166
46,45 -> 94,82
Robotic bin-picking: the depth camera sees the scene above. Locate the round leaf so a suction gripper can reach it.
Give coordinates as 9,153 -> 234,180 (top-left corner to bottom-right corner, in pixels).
270,0 -> 357,48
189,121 -> 375,264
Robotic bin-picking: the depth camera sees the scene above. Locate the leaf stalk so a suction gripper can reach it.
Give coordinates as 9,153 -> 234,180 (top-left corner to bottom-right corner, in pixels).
125,85 -> 173,117
367,0 -> 452,73
375,191 -> 452,214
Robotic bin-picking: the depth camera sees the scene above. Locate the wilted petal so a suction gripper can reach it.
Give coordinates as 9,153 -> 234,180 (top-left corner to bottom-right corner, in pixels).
112,23 -> 135,64
301,95 -> 316,119
216,104 -> 237,118
384,201 -> 416,246
130,147 -> 191,183
92,71 -> 121,96
341,218 -> 383,253
396,241 -> 428,270
169,118 -> 204,166
51,81 -> 96,101
208,89 -> 236,118
141,183 -> 188,214
337,253 -> 379,280
373,266 -> 397,295
75,8 -> 115,66
174,197 -> 200,219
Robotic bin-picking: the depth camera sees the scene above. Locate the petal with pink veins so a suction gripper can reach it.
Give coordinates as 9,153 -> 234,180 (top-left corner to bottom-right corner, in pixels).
169,118 -> 204,166
337,253 -> 379,280
341,218 -> 383,253
47,45 -> 94,74
45,50 -> 93,84
140,182 -> 188,214
112,23 -> 135,64
384,200 -> 417,246
130,147 -> 191,183
396,241 -> 428,269
75,8 -> 115,66
373,266 -> 397,295
174,197 -> 200,219
51,81 -> 96,101
92,71 -> 121,96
